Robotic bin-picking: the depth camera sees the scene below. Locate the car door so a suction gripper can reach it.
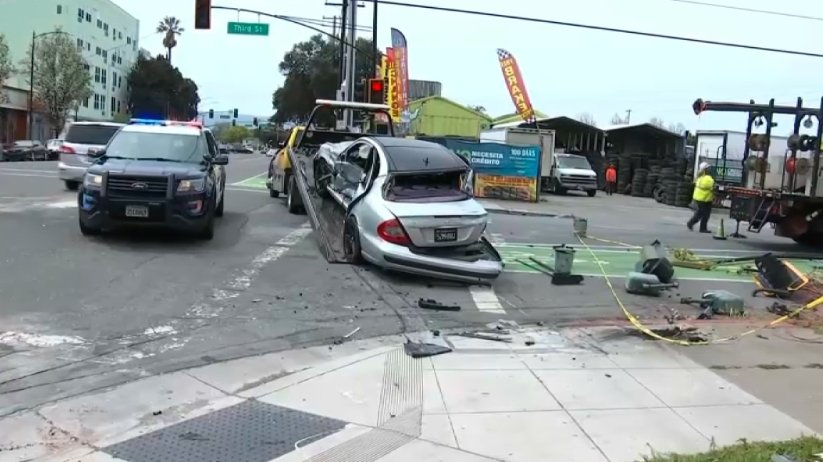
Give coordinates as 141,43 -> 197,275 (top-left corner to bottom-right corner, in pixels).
333,141 -> 372,203
204,132 -> 224,201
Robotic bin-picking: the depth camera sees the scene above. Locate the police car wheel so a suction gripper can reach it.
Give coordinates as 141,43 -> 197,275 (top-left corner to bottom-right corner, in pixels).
215,193 -> 225,217
78,215 -> 100,236
65,181 -> 79,191
198,198 -> 216,240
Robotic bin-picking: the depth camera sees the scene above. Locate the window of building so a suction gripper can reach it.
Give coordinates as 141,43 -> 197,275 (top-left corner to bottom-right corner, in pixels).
95,46 -> 101,56
119,31 -> 123,40
57,4 -> 62,14
111,97 -> 116,113
126,37 -> 131,45
117,100 -> 121,113
97,19 -> 102,28
83,63 -> 90,72
87,42 -> 91,51
94,67 -> 100,83
103,23 -> 109,36
117,56 -> 122,65
85,12 -> 91,22
76,38 -> 82,49
102,50 -> 107,59
118,75 -> 122,87
82,97 -> 89,108
77,8 -> 83,21
93,94 -> 99,110
101,70 -> 107,86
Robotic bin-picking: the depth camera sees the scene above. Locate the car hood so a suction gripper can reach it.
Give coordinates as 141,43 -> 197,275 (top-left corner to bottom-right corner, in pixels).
558,167 -> 595,176
88,158 -> 205,178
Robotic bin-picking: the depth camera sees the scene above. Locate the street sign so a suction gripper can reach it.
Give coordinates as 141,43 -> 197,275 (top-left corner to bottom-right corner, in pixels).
227,22 -> 269,36
219,114 -> 230,119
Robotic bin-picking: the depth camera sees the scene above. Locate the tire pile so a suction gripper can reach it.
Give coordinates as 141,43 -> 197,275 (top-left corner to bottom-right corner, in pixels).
631,168 -> 648,197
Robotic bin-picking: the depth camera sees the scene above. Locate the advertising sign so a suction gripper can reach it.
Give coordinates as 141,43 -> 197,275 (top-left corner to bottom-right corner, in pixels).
445,140 -> 540,202
384,48 -> 399,122
496,49 -> 535,122
390,29 -> 409,114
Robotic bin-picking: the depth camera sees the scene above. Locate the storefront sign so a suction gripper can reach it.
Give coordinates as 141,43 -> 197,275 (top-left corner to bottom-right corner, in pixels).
445,140 -> 540,202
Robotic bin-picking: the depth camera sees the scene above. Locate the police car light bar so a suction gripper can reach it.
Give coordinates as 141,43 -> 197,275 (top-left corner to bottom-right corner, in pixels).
315,99 -> 390,111
128,118 -> 203,128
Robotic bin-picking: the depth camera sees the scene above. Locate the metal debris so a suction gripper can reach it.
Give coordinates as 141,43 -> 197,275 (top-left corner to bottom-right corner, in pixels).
456,332 -> 512,343
333,326 -> 361,345
418,298 -> 461,311
403,340 -> 452,358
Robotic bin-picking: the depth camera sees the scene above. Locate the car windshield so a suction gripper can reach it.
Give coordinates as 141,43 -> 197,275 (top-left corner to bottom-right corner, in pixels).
384,171 -> 470,203
557,156 -> 592,169
105,132 -> 203,163
65,125 -> 121,145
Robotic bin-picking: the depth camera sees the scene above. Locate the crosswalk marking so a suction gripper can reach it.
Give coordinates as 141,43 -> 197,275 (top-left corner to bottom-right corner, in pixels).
470,285 -> 505,313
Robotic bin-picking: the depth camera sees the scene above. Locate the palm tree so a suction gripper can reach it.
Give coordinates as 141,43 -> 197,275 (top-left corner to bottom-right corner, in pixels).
156,16 -> 183,64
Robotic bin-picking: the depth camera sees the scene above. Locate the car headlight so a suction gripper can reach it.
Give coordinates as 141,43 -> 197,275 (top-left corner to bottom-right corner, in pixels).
83,173 -> 103,188
177,178 -> 206,193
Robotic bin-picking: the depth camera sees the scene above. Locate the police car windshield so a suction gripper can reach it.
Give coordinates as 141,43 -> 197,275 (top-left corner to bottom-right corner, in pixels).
105,132 -> 203,163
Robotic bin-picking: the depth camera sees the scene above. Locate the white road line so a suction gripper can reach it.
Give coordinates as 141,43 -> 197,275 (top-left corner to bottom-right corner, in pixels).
0,167 -> 57,174
469,285 -> 505,314
47,200 -> 77,208
0,171 -> 56,178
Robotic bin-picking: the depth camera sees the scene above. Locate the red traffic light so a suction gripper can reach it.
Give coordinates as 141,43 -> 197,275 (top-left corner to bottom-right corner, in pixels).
370,79 -> 384,92
195,0 -> 211,30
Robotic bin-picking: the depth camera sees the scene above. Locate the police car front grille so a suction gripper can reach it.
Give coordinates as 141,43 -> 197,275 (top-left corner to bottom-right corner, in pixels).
107,175 -> 168,198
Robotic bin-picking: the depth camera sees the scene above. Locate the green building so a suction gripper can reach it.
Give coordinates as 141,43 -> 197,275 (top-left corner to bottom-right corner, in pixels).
407,96 -> 492,138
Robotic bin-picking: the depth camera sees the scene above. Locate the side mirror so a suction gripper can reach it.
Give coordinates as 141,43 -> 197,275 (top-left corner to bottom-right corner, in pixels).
88,148 -> 105,158
212,154 -> 229,165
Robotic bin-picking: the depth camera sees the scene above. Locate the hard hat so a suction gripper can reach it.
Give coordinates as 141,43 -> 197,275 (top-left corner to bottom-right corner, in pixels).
699,162 -> 710,171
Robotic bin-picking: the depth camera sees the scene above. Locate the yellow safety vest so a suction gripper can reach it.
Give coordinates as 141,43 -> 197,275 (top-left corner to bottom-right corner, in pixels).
693,174 -> 715,203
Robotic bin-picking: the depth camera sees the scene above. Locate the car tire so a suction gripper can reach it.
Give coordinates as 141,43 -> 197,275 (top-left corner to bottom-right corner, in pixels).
344,216 -> 363,264
65,180 -> 80,191
287,175 -> 303,214
314,162 -> 330,198
215,192 -> 225,217
198,203 -> 216,240
587,190 -> 597,197
78,215 -> 101,236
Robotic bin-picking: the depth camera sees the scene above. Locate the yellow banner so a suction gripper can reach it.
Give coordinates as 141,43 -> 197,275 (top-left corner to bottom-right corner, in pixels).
385,48 -> 399,121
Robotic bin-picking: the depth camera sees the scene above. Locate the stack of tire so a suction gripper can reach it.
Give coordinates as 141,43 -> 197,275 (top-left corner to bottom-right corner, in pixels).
617,154 -> 632,194
657,167 -> 678,205
674,180 -> 693,208
644,165 -> 662,197
631,168 -> 648,197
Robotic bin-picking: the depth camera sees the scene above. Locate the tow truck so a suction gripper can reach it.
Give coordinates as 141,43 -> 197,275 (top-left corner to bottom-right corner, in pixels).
285,100 -> 395,262
692,97 -> 823,246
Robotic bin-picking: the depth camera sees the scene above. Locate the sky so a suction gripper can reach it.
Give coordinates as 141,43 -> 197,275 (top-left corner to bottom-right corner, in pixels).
111,0 -> 823,132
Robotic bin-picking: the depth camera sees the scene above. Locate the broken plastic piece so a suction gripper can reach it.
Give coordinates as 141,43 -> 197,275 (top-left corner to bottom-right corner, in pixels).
418,298 -> 461,311
404,340 -> 452,358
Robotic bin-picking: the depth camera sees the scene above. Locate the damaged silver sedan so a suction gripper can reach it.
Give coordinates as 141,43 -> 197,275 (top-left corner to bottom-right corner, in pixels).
313,137 -> 503,283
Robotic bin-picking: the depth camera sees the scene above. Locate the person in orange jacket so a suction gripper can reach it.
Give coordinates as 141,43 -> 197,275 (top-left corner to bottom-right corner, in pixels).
605,163 -> 617,195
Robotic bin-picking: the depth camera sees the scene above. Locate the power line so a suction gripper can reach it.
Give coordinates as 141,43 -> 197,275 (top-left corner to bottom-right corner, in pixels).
369,0 -> 823,58
669,0 -> 823,22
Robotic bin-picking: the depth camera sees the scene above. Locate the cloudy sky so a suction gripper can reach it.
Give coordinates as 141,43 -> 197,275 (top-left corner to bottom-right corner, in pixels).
112,0 -> 823,131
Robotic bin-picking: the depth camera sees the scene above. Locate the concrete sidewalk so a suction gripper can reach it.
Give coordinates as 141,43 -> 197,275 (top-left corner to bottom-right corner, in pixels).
1,327 -> 817,462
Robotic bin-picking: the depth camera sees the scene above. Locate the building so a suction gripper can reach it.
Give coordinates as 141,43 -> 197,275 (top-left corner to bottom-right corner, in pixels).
601,123 -> 685,158
407,96 -> 492,138
407,80 -> 441,101
0,0 -> 140,142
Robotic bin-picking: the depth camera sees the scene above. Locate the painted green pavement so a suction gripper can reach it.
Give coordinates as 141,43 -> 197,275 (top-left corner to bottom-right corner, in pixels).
497,244 -> 819,282
232,173 -> 268,190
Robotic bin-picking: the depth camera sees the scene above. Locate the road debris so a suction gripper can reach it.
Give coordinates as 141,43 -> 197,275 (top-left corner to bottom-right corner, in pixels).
333,327 -> 361,345
639,240 -> 675,283
681,290 -> 745,319
625,272 -> 678,296
456,332 -> 512,343
403,340 -> 452,358
418,298 -> 461,311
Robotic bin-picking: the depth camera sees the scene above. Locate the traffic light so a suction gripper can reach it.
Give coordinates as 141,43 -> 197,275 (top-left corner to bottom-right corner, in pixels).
233,108 -> 239,118
353,79 -> 365,103
208,109 -> 214,119
253,117 -> 258,126
368,78 -> 385,104
194,0 -> 211,30
232,119 -> 236,126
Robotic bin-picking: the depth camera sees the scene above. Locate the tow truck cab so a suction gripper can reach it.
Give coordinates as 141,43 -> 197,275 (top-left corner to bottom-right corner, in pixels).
77,119 -> 229,239
267,126 -> 305,198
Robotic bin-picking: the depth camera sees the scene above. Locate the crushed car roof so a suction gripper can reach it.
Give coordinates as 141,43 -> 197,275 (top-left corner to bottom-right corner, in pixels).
372,138 -> 468,173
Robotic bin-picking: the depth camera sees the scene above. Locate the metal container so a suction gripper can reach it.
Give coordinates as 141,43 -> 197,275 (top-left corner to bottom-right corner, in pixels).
639,240 -> 674,283
573,217 -> 588,237
553,244 -> 575,274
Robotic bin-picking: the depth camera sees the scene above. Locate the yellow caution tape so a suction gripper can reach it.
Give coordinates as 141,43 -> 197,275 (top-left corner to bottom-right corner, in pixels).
573,233 -> 823,345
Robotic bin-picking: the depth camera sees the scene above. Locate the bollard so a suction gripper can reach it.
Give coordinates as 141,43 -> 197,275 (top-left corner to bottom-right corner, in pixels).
573,217 -> 588,237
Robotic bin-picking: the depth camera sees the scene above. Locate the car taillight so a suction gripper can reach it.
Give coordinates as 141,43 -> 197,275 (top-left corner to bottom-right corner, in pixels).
59,145 -> 76,154
377,218 -> 411,246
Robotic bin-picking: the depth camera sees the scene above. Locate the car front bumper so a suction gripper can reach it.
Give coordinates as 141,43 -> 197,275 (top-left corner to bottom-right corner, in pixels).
58,162 -> 87,181
78,188 -> 212,232
362,234 -> 503,283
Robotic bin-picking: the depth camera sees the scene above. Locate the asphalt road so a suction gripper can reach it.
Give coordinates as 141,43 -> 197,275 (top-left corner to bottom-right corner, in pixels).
0,158 -> 819,416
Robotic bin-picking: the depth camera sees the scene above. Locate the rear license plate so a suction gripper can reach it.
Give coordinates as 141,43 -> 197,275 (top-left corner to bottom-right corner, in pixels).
434,228 -> 458,242
125,205 -> 149,218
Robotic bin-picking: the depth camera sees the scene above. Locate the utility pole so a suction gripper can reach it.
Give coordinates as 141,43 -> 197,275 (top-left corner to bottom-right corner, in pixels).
340,0 -> 357,126
371,1 -> 378,77
322,15 -> 338,36
338,1 -> 348,90
27,31 -> 35,140
625,109 -> 632,124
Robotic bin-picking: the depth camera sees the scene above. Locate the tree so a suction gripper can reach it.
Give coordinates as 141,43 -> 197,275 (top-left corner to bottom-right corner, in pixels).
157,16 -> 183,64
0,34 -> 14,104
469,105 -> 487,114
610,113 -> 626,125
576,112 -> 597,127
219,125 -> 250,144
20,31 -> 91,137
667,122 -> 686,135
127,54 -> 200,119
649,117 -> 666,128
272,34 -> 378,123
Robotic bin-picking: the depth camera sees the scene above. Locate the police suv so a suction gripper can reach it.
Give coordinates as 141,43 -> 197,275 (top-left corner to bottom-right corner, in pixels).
77,119 -> 228,239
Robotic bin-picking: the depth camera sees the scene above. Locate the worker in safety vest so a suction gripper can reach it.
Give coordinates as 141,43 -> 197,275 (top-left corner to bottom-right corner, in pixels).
604,163 -> 617,195
687,162 -> 715,233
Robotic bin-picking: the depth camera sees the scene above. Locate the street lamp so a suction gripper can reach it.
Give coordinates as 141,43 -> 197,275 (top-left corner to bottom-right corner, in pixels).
27,30 -> 73,140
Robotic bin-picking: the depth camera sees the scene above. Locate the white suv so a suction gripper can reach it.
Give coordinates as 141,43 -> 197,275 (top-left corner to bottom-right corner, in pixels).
58,122 -> 124,190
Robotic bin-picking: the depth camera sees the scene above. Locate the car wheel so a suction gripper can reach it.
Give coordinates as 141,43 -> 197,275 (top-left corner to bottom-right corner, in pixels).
287,175 -> 303,214
198,202 -> 216,240
215,192 -> 225,217
78,215 -> 101,236
343,215 -> 363,264
65,180 -> 79,191
314,162 -> 330,197
587,189 -> 597,197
